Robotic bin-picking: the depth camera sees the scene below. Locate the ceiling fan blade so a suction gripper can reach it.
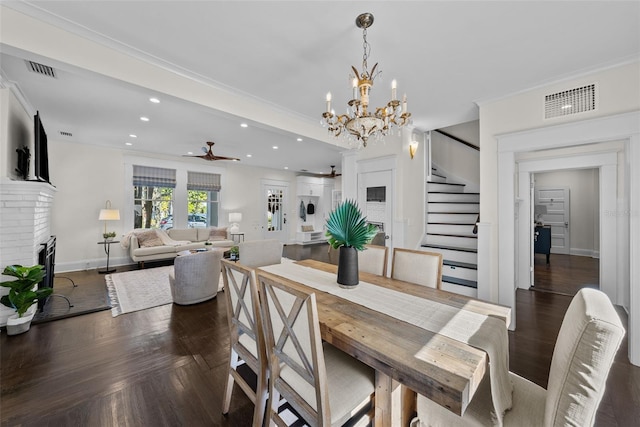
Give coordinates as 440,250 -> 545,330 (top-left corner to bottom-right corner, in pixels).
211,155 -> 240,162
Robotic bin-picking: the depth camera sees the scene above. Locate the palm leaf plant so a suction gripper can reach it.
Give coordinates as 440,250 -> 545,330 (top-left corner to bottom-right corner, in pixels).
325,199 -> 378,250
1,264 -> 52,317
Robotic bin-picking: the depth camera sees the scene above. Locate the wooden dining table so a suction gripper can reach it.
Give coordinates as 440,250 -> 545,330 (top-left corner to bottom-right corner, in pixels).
257,259 -> 511,427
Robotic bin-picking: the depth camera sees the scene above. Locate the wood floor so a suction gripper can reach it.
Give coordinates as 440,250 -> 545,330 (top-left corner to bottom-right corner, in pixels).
1,244 -> 638,426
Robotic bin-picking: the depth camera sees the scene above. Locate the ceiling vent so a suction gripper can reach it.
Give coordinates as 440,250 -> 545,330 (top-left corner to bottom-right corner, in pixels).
59,131 -> 73,137
25,60 -> 57,78
544,83 -> 596,119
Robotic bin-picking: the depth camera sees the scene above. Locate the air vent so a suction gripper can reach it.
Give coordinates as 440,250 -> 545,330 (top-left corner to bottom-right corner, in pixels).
59,131 -> 73,137
25,60 -> 57,78
544,83 -> 596,119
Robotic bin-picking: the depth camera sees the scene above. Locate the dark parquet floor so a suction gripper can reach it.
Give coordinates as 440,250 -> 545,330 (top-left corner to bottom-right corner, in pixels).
1,243 -> 637,426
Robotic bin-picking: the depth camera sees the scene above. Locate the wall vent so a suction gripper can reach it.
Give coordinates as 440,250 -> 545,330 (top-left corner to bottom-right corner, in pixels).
544,83 -> 596,119
25,60 -> 57,78
59,131 -> 73,137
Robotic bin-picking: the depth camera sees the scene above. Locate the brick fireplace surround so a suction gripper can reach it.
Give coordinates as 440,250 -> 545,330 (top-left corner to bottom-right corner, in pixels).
0,179 -> 56,326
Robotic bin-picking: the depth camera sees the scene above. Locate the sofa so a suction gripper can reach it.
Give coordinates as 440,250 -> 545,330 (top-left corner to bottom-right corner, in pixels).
126,227 -> 234,267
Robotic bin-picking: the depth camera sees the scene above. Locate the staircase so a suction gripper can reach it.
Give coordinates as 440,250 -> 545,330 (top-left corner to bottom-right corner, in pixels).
421,168 -> 479,297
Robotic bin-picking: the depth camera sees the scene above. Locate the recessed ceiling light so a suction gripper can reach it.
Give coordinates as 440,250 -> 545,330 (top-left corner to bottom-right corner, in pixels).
187,151 -> 193,155
149,97 -> 160,104
284,166 -> 289,170
297,138 -> 303,142
246,154 -> 252,158
140,116 -> 149,122
273,146 -> 278,150
129,134 -> 137,138
125,142 -> 133,146
240,123 -> 248,128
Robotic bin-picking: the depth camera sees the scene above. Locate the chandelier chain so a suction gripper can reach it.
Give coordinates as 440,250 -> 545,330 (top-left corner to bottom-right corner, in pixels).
362,27 -> 369,76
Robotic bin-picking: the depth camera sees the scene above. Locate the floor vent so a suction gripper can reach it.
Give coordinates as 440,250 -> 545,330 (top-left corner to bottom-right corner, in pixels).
59,131 -> 73,137
544,83 -> 596,119
25,60 -> 57,78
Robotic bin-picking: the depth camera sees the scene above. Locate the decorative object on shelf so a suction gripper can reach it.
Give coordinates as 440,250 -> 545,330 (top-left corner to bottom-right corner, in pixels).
229,246 -> 239,261
1,264 -> 52,335
409,140 -> 419,159
229,212 -> 242,234
102,231 -> 117,242
98,200 -> 120,238
325,199 -> 379,288
322,12 -> 411,147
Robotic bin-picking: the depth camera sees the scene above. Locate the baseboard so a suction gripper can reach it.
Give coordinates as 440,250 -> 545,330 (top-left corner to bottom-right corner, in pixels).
56,256 -> 133,273
569,248 -> 600,258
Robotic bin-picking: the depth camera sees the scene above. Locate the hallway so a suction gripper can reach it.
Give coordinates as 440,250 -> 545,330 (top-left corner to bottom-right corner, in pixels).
533,253 -> 599,296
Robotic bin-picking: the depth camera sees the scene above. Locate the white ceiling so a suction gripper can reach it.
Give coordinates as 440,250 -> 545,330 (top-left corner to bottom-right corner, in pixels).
1,1 -> 638,174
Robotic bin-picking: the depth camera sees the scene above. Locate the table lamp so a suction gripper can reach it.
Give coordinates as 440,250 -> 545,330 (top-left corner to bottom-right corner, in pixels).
229,212 -> 242,234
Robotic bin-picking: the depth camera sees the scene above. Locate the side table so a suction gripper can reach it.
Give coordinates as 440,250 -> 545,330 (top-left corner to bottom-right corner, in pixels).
98,240 -> 119,274
230,232 -> 245,244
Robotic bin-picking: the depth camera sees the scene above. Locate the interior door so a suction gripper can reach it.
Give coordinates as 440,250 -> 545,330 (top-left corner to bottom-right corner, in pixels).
535,186 -> 570,254
262,180 -> 289,243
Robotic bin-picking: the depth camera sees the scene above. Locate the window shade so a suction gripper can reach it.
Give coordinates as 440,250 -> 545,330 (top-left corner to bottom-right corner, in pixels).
187,171 -> 221,192
133,165 -> 176,188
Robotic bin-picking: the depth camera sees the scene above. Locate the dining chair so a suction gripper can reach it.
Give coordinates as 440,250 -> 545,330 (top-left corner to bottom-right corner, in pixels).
412,288 -> 625,427
391,248 -> 443,289
239,239 -> 284,268
221,259 -> 269,427
256,271 -> 375,427
358,244 -> 388,277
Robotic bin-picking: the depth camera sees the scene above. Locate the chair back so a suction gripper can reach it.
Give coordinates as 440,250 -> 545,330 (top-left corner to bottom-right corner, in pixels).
359,244 -> 388,276
239,239 -> 283,268
257,271 -> 330,426
171,250 -> 222,304
544,288 -> 625,427
391,248 -> 443,289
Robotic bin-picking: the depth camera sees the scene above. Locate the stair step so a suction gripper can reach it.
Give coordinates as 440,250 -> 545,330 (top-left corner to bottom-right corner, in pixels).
442,275 -> 478,289
427,182 -> 465,193
429,174 -> 447,183
422,243 -> 477,253
428,192 -> 479,203
421,245 -> 478,265
424,234 -> 477,250
427,233 -> 477,239
427,223 -> 477,236
427,213 -> 479,224
443,260 -> 477,270
427,202 -> 479,214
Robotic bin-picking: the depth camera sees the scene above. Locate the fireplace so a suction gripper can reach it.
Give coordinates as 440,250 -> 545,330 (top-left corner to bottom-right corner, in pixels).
38,236 -> 56,311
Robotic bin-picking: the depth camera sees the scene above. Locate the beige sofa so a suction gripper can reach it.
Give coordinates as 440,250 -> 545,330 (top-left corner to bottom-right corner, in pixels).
127,227 -> 234,267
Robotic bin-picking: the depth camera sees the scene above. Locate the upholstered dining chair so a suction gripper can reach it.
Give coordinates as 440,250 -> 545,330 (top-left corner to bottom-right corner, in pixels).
221,259 -> 269,427
256,271 -> 375,427
358,244 -> 389,277
168,249 -> 222,305
391,248 -> 443,289
239,239 -> 284,268
412,288 -> 625,427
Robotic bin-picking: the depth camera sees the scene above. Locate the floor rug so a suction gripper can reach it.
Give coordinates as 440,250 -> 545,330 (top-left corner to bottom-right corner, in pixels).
105,266 -> 174,316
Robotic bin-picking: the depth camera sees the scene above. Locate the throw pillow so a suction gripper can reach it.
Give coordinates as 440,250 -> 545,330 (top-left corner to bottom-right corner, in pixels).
136,230 -> 164,248
301,225 -> 314,232
209,227 -> 228,241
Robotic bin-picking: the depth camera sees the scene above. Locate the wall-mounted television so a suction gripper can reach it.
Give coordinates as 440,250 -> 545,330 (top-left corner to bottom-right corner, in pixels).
34,111 -> 50,183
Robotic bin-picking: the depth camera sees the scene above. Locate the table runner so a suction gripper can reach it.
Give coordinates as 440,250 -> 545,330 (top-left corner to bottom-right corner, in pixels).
260,262 -> 513,424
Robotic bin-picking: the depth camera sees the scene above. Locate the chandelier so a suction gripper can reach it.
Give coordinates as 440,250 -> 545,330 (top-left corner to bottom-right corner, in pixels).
322,13 -> 411,147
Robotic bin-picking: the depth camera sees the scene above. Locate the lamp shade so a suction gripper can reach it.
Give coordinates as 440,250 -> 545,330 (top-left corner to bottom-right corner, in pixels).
99,209 -> 121,221
229,212 -> 242,223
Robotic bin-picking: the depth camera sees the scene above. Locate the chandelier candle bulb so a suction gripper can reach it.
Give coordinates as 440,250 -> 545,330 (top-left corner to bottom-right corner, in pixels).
402,94 -> 407,113
326,92 -> 332,112
352,78 -> 358,99
392,79 -> 397,100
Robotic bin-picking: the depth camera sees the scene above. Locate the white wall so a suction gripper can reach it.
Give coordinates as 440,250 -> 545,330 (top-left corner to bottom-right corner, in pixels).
0,88 -> 33,180
479,61 -> 640,302
431,130 -> 480,192
534,169 -> 600,256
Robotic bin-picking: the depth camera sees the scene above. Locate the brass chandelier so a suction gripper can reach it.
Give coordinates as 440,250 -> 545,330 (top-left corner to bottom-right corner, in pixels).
322,13 -> 411,147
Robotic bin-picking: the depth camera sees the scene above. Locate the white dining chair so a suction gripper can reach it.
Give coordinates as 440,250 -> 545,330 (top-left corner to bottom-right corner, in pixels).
391,248 -> 443,289
358,244 -> 388,277
256,271 -> 375,427
239,239 -> 283,268
221,260 -> 269,427
412,288 -> 625,427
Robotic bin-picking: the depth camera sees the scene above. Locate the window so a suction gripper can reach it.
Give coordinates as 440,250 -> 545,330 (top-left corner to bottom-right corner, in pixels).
133,165 -> 176,229
187,171 -> 221,228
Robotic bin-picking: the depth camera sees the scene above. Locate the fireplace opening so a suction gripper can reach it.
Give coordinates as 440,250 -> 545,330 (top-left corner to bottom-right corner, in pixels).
38,236 -> 56,311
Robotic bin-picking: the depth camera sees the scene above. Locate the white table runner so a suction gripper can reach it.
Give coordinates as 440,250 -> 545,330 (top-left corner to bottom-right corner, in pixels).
260,262 -> 512,424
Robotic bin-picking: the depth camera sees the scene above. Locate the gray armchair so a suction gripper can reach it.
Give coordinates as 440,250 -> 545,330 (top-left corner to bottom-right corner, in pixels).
168,250 -> 222,305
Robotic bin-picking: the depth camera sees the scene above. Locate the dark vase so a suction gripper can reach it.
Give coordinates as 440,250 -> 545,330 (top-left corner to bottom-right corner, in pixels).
337,246 -> 359,288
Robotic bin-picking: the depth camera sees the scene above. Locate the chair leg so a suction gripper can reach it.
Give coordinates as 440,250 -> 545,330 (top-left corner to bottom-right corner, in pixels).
253,367 -> 269,427
222,349 -> 239,415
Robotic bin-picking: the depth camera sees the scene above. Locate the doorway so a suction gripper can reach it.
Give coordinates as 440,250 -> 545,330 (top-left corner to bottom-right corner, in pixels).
261,180 -> 289,243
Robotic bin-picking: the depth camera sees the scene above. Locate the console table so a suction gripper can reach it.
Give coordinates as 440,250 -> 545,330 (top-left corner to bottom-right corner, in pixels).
534,226 -> 551,264
97,240 -> 119,274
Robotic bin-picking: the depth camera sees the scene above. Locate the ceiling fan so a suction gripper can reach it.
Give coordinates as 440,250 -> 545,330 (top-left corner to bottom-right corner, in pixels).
300,165 -> 342,178
184,141 -> 240,162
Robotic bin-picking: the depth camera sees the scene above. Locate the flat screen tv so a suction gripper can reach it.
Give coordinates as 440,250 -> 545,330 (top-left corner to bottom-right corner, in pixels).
34,111 -> 50,183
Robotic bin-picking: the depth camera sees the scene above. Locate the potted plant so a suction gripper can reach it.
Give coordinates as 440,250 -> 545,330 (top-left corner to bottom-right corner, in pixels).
103,231 -> 116,242
229,246 -> 239,261
325,199 -> 378,288
1,265 -> 52,335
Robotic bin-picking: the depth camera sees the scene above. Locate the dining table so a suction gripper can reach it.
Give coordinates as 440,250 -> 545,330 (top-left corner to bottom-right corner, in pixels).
257,259 -> 512,427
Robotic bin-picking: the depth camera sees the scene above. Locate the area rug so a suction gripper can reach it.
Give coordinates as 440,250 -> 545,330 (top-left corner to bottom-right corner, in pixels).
105,266 -> 174,317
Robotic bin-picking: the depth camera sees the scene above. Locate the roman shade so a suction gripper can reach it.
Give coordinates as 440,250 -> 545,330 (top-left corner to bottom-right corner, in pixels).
187,171 -> 221,192
133,165 -> 176,188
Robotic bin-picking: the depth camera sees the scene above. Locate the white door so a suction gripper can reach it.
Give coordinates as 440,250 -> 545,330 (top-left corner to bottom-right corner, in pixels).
358,170 -> 393,273
535,186 -> 570,254
262,180 -> 289,243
